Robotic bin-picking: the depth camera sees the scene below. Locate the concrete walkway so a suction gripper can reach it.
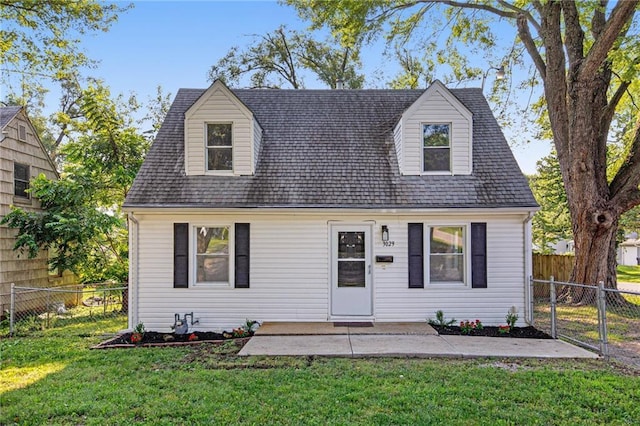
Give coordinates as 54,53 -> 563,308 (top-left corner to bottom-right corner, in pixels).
238,322 -> 598,359
618,281 -> 640,293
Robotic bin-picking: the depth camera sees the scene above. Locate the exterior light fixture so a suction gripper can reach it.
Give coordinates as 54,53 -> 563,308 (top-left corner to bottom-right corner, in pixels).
381,225 -> 389,242
481,65 -> 506,91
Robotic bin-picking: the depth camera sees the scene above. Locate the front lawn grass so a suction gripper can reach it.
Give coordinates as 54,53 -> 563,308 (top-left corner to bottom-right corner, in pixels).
2,319 -> 639,425
618,265 -> 640,284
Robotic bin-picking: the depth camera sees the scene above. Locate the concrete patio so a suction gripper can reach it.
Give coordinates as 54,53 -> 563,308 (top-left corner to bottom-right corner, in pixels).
238,322 -> 599,359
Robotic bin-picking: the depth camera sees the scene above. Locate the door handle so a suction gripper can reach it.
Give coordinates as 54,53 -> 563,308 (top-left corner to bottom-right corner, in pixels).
368,264 -> 372,274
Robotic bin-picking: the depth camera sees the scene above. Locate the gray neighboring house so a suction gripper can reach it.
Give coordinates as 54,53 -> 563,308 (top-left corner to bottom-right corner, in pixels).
124,80 -> 538,332
0,106 -> 67,315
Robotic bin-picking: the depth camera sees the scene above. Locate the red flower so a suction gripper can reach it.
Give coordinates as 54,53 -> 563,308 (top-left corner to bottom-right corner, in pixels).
188,333 -> 198,341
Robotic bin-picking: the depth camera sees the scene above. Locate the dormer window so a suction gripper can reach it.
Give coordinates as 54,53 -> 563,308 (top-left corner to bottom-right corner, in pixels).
206,123 -> 232,171
423,123 -> 451,172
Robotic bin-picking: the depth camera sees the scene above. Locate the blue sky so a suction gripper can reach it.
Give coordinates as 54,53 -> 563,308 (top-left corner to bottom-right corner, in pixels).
50,0 -> 551,173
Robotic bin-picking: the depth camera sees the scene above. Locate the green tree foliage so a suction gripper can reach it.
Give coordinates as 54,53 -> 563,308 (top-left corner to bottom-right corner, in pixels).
208,25 -> 364,89
388,46 -> 433,89
0,0 -> 128,108
530,152 -> 571,254
1,83 -> 149,282
1,174 -> 122,277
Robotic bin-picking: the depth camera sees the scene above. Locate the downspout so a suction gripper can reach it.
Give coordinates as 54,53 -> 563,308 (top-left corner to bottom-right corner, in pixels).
523,211 -> 535,324
128,213 -> 140,330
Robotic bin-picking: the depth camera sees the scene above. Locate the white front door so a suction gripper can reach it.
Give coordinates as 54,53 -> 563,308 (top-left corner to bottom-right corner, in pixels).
331,224 -> 372,316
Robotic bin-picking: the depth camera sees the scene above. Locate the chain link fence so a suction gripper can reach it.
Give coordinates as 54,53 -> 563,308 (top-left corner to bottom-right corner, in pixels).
1,283 -> 128,336
532,277 -> 640,367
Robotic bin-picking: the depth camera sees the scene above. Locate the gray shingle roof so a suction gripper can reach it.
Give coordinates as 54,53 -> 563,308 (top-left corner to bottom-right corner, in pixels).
124,87 -> 537,209
0,106 -> 21,128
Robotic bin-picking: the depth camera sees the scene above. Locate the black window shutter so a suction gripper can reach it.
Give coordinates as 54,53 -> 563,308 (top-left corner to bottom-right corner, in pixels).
235,223 -> 250,288
471,223 -> 487,288
408,223 -> 424,288
174,223 -> 189,288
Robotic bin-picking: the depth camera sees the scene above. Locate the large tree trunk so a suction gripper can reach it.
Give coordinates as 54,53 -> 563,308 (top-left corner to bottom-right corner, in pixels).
533,2 -> 639,298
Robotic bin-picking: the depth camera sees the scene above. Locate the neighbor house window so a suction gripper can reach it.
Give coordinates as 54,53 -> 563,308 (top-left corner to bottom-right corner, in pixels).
429,226 -> 465,283
14,162 -> 30,198
195,226 -> 229,283
206,123 -> 232,171
423,123 -> 450,172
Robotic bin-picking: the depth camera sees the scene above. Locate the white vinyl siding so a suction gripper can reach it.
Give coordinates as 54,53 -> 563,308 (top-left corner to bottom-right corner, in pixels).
398,81 -> 472,175
375,216 -> 526,325
131,211 -> 529,332
134,214 -> 329,331
184,83 -> 255,176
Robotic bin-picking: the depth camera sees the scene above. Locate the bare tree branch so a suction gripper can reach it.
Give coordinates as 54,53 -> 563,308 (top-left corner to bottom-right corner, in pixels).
517,13 -> 546,79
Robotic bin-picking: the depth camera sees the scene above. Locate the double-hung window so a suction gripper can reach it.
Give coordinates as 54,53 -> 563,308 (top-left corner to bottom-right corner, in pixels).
14,162 -> 30,198
429,225 -> 465,284
196,226 -> 230,283
422,123 -> 451,172
206,123 -> 232,171
409,223 -> 486,289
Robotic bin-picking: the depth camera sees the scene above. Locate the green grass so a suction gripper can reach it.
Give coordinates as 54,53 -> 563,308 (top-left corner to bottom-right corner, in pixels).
618,265 -> 640,284
1,318 -> 639,425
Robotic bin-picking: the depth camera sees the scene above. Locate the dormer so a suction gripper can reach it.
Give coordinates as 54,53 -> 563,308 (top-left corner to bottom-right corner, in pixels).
184,80 -> 262,176
394,80 -> 472,176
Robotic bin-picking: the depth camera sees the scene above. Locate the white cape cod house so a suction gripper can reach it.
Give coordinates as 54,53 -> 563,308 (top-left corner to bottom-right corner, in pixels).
123,80 -> 538,332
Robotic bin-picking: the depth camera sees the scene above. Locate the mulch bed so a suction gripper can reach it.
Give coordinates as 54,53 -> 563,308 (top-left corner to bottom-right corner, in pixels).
93,331 -> 250,349
431,325 -> 552,339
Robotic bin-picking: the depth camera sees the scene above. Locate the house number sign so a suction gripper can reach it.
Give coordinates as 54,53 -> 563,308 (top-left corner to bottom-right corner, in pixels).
383,240 -> 395,247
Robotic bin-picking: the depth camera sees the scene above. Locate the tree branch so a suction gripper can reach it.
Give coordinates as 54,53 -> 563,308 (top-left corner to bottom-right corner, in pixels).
601,80 -> 631,132
275,28 -> 300,89
591,0 -> 608,39
496,0 -> 542,32
610,116 -> 640,209
561,0 -> 585,68
517,13 -> 546,79
439,0 -> 517,19
580,0 -> 638,80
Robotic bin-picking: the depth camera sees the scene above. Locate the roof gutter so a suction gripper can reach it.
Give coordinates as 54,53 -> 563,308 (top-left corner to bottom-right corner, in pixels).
122,205 -> 540,215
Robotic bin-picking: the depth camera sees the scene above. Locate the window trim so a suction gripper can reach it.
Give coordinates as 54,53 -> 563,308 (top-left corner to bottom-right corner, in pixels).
205,122 -> 234,174
192,224 -> 234,287
13,162 -> 30,199
421,122 -> 452,175
424,223 -> 470,287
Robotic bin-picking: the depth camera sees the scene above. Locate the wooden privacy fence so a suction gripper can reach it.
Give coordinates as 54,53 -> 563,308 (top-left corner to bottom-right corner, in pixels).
532,254 -> 574,297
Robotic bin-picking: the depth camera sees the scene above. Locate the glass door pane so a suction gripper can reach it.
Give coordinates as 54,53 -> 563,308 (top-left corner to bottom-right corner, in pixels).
338,232 -> 365,287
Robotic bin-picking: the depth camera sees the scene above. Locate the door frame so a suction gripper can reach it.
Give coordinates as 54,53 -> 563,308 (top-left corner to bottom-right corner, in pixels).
329,222 -> 374,318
